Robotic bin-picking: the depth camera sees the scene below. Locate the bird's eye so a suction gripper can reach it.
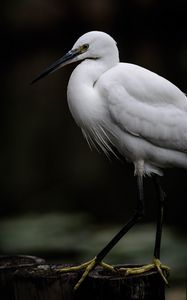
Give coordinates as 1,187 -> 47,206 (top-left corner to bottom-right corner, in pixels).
81,43 -> 89,52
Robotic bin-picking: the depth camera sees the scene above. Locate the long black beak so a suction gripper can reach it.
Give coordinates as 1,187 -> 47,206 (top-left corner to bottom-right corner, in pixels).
31,49 -> 79,84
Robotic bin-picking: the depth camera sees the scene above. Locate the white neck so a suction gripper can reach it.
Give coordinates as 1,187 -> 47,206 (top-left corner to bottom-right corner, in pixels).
67,55 -> 119,128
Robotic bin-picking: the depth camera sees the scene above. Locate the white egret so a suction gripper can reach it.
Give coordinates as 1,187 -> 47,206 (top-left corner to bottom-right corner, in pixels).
32,31 -> 187,289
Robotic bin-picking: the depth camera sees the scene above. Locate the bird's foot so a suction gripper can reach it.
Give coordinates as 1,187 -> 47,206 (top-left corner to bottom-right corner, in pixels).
57,257 -> 115,290
118,257 -> 170,284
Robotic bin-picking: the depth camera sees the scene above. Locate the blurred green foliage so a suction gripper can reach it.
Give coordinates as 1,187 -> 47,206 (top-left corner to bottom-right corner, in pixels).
0,213 -> 186,283
0,4 -> 187,298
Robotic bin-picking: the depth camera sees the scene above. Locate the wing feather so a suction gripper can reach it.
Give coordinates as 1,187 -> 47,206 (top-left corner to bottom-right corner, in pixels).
99,63 -> 187,152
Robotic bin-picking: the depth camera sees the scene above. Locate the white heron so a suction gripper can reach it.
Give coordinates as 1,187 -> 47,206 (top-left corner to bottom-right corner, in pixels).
32,31 -> 186,289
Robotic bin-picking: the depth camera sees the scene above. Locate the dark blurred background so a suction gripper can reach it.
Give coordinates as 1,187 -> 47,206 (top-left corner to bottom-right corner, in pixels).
0,0 -> 187,297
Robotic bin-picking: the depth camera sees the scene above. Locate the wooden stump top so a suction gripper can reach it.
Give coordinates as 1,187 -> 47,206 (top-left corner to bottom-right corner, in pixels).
0,255 -> 166,300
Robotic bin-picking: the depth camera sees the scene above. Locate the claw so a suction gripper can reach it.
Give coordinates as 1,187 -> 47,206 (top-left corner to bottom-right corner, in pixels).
56,257 -> 116,290
153,257 -> 170,284
74,259 -> 116,290
118,258 -> 170,284
100,261 -> 115,272
74,258 -> 97,290
57,257 -> 169,289
57,258 -> 95,273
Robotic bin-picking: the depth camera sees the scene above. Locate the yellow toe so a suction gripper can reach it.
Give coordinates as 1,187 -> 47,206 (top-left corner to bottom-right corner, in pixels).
118,258 -> 170,284
153,257 -> 170,284
57,258 -> 95,273
74,258 -> 97,290
56,257 -> 115,290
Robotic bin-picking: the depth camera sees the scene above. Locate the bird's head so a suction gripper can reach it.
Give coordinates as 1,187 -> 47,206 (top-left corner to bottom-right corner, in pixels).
31,31 -> 118,84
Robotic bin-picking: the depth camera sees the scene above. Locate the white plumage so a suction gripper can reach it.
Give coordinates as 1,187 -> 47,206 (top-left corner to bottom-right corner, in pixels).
66,31 -> 187,176
32,30 -> 187,176
32,30 -> 181,288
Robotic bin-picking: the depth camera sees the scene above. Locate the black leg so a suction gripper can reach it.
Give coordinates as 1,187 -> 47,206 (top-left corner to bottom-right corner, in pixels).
153,176 -> 165,259
71,175 -> 169,289
95,175 -> 145,263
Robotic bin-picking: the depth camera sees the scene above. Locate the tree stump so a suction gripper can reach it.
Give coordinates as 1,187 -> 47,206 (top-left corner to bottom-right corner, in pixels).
0,255 -> 166,300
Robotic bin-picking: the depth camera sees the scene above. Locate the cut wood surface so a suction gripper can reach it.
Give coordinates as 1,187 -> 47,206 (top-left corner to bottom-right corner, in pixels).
0,255 -> 166,300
